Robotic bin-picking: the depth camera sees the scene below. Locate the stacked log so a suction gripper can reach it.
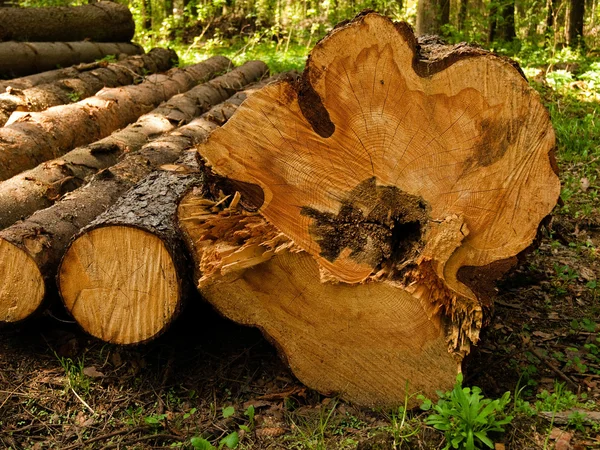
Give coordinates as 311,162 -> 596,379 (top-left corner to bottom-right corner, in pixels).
0,2 -> 139,77
0,61 -> 268,326
57,74 -> 295,345
0,60 -> 265,231
0,2 -> 135,42
173,12 -> 561,407
0,55 -> 231,181
0,42 -> 143,77
0,48 -> 176,126
0,58 -> 136,93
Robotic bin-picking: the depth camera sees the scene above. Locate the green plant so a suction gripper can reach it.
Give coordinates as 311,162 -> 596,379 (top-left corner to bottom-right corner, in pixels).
55,353 -> 91,396
285,399 -> 338,449
420,374 -> 513,450
67,91 -> 81,102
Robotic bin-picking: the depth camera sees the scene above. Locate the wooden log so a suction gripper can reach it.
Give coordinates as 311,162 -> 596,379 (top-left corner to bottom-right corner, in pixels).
0,61 -> 268,325
0,61 -> 268,231
0,2 -> 135,43
0,48 -> 177,126
0,55 -> 231,182
0,58 -> 137,93
57,75 -> 294,345
0,41 -> 143,77
176,12 -> 561,407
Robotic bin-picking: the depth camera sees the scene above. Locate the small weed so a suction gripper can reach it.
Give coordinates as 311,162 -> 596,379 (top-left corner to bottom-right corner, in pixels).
96,54 -> 118,64
420,374 -> 513,450
66,91 -> 81,102
285,399 -> 338,449
55,353 -> 90,396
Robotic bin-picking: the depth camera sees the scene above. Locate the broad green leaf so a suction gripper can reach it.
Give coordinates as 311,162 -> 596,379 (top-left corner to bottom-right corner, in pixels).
222,406 -> 235,418
219,431 -> 239,449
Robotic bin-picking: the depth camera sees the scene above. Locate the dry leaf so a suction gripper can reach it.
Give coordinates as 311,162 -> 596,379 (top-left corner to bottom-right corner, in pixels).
83,366 -> 104,378
580,177 -> 590,192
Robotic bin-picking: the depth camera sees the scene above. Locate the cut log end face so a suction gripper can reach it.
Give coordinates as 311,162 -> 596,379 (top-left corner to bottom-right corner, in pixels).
0,239 -> 45,323
58,226 -> 179,344
184,12 -> 561,405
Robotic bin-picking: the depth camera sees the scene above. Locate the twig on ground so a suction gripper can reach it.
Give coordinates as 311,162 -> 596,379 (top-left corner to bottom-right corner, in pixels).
99,433 -> 186,450
528,343 -> 579,390
71,386 -> 95,415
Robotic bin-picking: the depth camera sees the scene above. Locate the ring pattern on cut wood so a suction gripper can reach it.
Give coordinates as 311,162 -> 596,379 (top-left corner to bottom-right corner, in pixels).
185,11 -> 561,406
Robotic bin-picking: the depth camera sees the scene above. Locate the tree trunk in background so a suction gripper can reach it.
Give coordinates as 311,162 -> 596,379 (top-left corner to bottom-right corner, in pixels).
568,0 -> 585,46
143,0 -> 153,30
178,12 -> 560,407
459,0 -> 468,30
416,0 -> 450,35
0,2 -> 135,42
489,0 -> 516,41
0,42 -> 143,77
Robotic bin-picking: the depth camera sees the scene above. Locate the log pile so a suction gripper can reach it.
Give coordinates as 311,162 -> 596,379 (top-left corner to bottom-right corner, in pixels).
0,60 -> 267,325
0,2 -> 140,77
0,48 -> 176,126
0,11 -> 560,408
0,55 -> 230,181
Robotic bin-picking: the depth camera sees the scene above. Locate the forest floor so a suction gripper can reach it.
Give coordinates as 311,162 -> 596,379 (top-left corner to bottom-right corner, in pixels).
1,46 -> 600,450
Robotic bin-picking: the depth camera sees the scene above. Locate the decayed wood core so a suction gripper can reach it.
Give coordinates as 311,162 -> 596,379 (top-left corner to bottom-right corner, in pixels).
58,227 -> 179,344
0,239 -> 44,322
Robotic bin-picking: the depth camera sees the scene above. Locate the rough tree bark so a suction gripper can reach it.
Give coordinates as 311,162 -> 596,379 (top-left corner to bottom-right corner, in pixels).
0,48 -> 176,127
176,12 -> 561,407
0,61 -> 267,326
0,61 -> 267,231
57,75 -> 295,345
0,2 -> 135,42
0,41 -> 143,77
0,56 -> 231,182
0,57 -> 134,93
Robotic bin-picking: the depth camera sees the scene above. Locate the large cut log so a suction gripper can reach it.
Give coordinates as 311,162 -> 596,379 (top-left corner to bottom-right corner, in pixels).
0,61 -> 267,325
0,47 -> 176,126
0,61 -> 267,231
176,12 -> 561,407
57,75 -> 294,345
0,41 -> 143,77
0,2 -> 134,43
0,56 -> 231,182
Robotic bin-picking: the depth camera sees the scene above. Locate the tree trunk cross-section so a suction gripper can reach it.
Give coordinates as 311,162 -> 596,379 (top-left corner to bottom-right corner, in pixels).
180,12 -> 561,407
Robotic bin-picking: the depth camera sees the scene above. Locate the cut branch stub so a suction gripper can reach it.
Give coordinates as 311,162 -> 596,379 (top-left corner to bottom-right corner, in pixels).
188,12 -> 560,406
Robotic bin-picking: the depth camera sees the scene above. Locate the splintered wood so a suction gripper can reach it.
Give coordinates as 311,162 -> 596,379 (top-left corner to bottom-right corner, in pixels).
178,12 -> 560,406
